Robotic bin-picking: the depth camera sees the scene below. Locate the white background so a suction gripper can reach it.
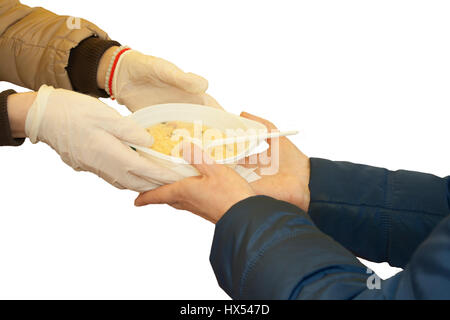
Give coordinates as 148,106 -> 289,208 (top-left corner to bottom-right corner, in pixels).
0,0 -> 448,299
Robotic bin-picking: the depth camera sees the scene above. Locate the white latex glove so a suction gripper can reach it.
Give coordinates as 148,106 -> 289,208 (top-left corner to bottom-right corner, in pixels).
112,50 -> 223,112
25,85 -> 183,192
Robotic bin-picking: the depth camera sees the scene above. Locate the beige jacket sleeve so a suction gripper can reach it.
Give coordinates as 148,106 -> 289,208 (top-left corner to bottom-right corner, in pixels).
0,0 -> 110,91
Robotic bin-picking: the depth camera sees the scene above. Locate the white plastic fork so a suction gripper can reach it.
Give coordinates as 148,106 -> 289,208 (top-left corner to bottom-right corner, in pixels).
204,130 -> 299,149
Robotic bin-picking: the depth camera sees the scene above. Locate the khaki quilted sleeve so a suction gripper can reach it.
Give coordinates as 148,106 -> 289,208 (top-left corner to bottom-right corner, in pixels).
0,0 -> 110,90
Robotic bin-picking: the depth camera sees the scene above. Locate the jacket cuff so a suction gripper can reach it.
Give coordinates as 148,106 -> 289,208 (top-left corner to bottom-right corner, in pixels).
67,37 -> 121,98
0,90 -> 25,147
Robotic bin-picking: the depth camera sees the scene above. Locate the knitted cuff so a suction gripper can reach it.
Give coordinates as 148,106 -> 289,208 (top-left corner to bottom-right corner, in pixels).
0,90 -> 25,147
67,37 -> 121,98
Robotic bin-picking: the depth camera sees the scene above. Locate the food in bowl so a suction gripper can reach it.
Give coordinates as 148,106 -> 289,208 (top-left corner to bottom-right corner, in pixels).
146,121 -> 249,160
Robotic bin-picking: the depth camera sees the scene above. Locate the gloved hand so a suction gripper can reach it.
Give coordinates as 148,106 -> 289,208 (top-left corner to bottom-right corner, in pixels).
111,50 -> 223,112
25,85 -> 182,192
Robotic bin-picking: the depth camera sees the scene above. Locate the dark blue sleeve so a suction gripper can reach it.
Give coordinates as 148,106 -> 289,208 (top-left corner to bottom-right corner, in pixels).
308,158 -> 450,268
210,196 -> 450,300
210,196 -> 371,300
379,215 -> 450,299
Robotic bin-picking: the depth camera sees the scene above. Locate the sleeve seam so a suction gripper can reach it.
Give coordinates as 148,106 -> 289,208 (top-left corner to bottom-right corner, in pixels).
309,199 -> 445,218
382,168 -> 392,264
0,4 -> 34,38
0,34 -> 93,53
239,228 -> 314,298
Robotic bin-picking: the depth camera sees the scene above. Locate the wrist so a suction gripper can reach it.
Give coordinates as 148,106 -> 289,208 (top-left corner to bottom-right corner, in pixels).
7,92 -> 37,138
67,37 -> 120,98
97,46 -> 120,89
280,156 -> 311,212
302,157 -> 311,212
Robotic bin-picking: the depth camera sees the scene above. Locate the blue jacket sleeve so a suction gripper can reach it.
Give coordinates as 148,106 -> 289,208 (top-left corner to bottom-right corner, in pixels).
210,196 -> 450,300
308,158 -> 450,268
378,215 -> 450,299
210,196 -> 371,300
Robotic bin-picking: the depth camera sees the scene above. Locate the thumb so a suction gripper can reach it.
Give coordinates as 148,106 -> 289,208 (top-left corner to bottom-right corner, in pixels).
178,72 -> 209,94
135,184 -> 178,207
181,142 -> 217,176
240,112 -> 278,131
202,94 -> 224,110
154,58 -> 209,94
109,117 -> 154,147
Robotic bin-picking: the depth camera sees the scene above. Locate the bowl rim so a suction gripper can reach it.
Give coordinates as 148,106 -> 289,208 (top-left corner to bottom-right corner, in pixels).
127,104 -> 268,165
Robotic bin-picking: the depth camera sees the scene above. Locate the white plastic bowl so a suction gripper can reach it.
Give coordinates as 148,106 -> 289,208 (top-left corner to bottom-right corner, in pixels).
127,103 -> 269,178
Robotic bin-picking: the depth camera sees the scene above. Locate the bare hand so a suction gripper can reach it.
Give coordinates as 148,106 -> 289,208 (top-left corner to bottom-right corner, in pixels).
134,144 -> 256,224
241,112 -> 311,212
